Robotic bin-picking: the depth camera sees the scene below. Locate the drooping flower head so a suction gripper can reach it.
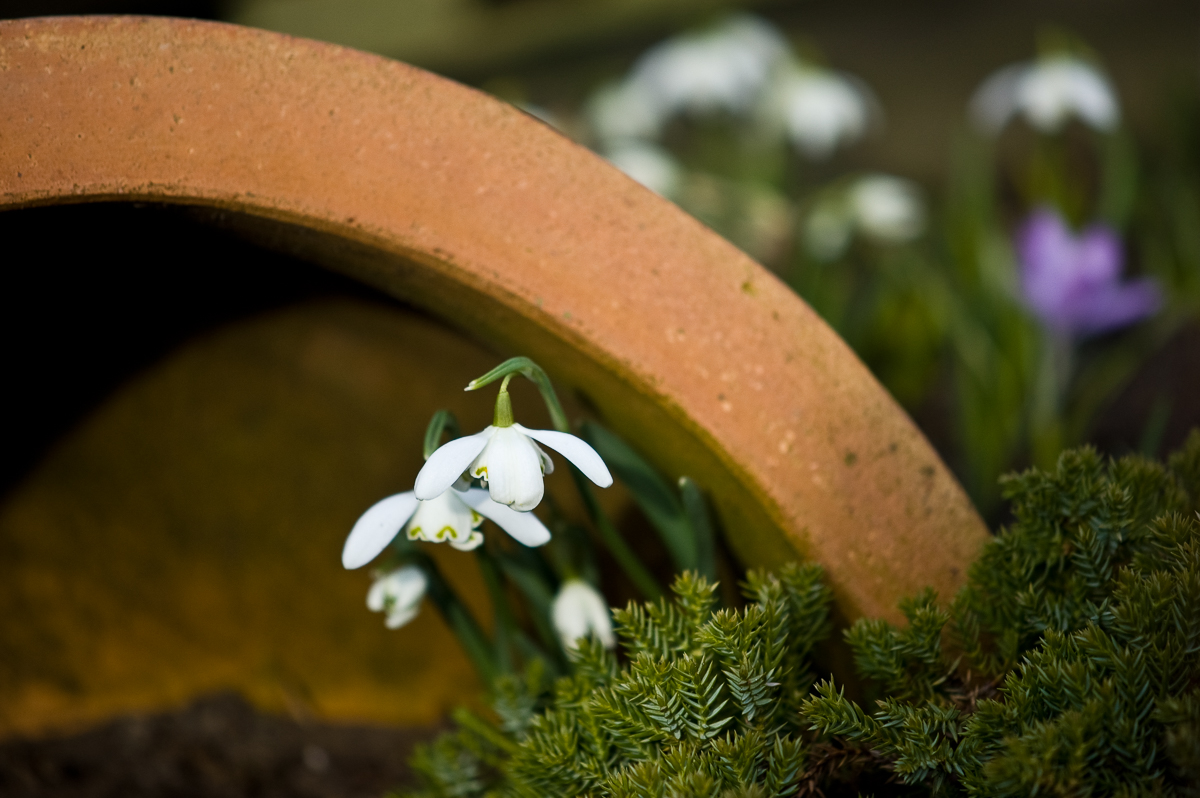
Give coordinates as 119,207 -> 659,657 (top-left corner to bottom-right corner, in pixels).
630,14 -> 790,123
367,566 -> 427,629
971,54 -> 1119,135
551,579 -> 615,650
415,388 -> 612,514
804,173 -> 925,261
767,64 -> 875,160
1017,207 -> 1160,337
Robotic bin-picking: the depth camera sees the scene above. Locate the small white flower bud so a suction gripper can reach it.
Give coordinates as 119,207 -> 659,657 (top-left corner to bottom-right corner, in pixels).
366,566 -> 427,629
552,579 -> 615,650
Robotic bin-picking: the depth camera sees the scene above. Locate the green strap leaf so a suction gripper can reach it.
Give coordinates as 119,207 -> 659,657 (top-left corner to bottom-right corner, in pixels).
582,420 -> 698,574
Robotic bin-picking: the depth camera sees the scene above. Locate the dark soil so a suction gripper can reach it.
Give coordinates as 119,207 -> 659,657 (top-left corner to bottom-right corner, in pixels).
0,693 -> 431,798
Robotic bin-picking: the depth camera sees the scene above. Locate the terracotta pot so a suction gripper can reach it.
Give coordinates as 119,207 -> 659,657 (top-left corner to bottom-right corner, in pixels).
0,16 -> 988,728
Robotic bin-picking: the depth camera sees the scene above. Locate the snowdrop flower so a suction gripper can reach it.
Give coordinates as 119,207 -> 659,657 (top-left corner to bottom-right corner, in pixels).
604,141 -> 682,196
343,480 -> 553,569
414,391 -> 612,513
849,175 -> 925,242
367,566 -> 427,629
970,55 -> 1119,135
804,174 -> 925,260
551,579 -> 615,650
769,64 -> 874,159
1017,207 -> 1160,337
631,15 -> 789,121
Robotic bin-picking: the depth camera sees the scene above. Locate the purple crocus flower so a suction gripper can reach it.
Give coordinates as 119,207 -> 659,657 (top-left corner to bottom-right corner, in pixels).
1017,207 -> 1161,337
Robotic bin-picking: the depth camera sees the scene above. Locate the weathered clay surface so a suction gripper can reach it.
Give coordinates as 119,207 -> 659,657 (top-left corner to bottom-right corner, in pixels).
0,19 -> 986,634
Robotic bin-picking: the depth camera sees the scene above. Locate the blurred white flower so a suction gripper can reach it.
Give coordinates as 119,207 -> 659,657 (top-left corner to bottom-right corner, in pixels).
849,175 -> 925,242
970,55 -> 1119,135
416,423 -> 612,513
630,15 -> 789,122
551,579 -> 615,650
605,141 -> 682,196
804,174 -> 925,261
769,65 -> 874,159
367,566 -> 427,629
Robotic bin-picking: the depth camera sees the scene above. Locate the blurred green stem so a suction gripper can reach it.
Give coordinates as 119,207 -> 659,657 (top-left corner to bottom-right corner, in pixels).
410,550 -> 498,684
475,546 -> 520,674
572,466 -> 662,601
1030,331 -> 1072,469
679,477 -> 717,582
423,409 -> 462,459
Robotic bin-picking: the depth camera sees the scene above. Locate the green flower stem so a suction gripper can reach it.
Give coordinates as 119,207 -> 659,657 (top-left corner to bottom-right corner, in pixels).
493,389 -> 515,428
679,477 -> 717,582
1030,331 -> 1071,469
411,551 -> 498,684
474,546 -> 521,674
423,410 -> 462,459
494,554 -> 567,671
466,357 -> 569,432
469,356 -> 658,598
572,466 -> 662,601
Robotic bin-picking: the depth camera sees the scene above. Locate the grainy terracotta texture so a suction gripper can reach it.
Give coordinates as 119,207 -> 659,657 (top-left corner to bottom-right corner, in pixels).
0,18 -> 987,625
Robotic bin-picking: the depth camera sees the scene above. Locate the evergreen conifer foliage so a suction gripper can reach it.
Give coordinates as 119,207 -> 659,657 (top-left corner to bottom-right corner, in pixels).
400,436 -> 1200,797
805,435 -> 1200,795
404,566 -> 832,798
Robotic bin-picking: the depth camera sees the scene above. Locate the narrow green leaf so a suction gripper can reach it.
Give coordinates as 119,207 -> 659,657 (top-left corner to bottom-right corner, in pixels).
582,420 -> 697,572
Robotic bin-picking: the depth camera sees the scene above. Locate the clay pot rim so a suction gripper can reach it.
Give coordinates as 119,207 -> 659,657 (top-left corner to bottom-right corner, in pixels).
0,15 -> 988,623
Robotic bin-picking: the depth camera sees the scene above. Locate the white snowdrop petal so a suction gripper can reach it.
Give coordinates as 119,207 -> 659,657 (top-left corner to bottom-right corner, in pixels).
531,439 -> 554,476
385,605 -> 421,629
479,427 -> 546,511
1064,63 -> 1118,130
552,580 -> 615,650
631,14 -> 788,121
368,566 -> 427,627
393,567 -> 429,602
414,429 -> 493,501
969,63 -> 1024,134
366,577 -> 391,611
851,175 -> 925,242
462,488 -> 552,547
518,426 -> 613,488
973,57 -> 1119,136
448,531 -> 485,551
343,491 -> 420,570
405,490 -> 482,544
1019,64 -> 1072,132
772,67 -> 871,159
